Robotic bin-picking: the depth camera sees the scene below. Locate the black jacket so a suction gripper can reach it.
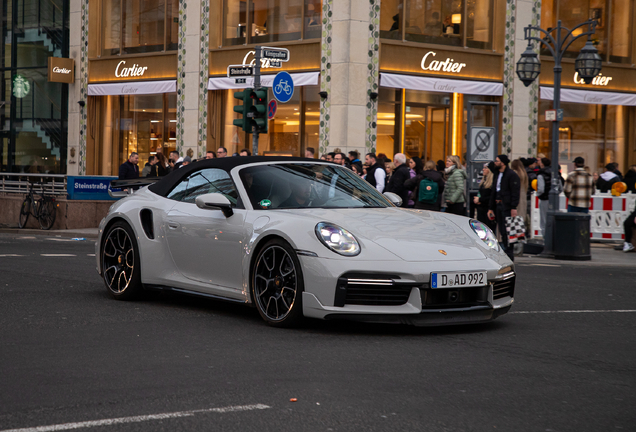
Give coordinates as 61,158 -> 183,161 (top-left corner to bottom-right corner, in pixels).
118,161 -> 139,180
366,162 -> 384,190
385,164 -> 411,207
624,170 -> 636,193
476,181 -> 493,211
404,169 -> 445,210
596,172 -> 620,193
489,167 -> 520,212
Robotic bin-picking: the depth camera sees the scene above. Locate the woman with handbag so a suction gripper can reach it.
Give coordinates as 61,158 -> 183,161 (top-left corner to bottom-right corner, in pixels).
473,162 -> 496,231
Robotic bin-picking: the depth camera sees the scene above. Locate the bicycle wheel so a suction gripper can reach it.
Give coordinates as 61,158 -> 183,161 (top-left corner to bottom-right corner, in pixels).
18,197 -> 31,228
37,197 -> 56,230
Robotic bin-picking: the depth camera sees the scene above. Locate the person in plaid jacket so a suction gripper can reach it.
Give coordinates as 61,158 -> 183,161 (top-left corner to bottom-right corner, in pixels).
564,157 -> 593,213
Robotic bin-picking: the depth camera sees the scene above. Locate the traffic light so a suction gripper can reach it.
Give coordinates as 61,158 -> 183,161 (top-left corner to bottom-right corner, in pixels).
250,88 -> 268,133
233,89 -> 252,132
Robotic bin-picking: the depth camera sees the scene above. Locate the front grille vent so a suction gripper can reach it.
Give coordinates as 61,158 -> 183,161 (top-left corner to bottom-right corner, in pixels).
334,276 -> 412,307
493,276 -> 515,300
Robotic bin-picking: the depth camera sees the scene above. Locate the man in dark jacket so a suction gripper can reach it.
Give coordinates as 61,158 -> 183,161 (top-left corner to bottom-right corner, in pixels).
488,154 -> 520,261
118,152 -> 139,180
385,153 -> 411,207
596,163 -> 621,192
365,152 -> 386,193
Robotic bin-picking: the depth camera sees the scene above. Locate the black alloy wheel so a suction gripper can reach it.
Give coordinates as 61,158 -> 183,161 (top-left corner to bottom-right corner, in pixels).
252,239 -> 304,327
101,221 -> 142,300
38,198 -> 56,230
18,197 -> 31,228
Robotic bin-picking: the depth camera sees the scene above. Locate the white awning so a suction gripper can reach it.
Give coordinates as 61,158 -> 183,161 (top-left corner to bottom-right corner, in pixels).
88,80 -> 176,96
208,71 -> 320,90
539,86 -> 636,106
380,73 -> 503,96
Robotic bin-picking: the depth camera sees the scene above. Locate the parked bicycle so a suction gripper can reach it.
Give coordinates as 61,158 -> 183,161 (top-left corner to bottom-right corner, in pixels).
18,181 -> 57,230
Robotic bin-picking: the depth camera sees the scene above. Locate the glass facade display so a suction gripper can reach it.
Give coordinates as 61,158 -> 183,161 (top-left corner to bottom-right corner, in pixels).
380,0 -> 494,50
0,0 -> 69,174
541,0 -> 633,64
101,0 -> 179,56
538,100 -> 630,175
86,93 -> 176,176
222,0 -> 322,46
211,85 -> 319,157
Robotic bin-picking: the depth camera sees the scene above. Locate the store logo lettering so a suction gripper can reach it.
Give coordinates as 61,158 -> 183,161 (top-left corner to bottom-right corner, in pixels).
583,94 -> 603,103
421,52 -> 466,73
121,86 -> 139,94
433,82 -> 457,92
573,72 -> 612,86
52,67 -> 71,74
115,61 -> 148,78
243,51 -> 276,69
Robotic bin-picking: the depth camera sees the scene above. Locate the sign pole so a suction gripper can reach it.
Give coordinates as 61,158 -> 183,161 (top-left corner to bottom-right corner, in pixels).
252,46 -> 261,156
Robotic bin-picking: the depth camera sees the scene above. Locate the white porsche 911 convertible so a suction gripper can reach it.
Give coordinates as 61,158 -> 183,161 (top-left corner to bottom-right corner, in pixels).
96,157 -> 515,327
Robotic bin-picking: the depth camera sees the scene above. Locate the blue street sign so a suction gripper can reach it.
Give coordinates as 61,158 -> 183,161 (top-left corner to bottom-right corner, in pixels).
67,176 -> 119,200
268,99 -> 277,119
272,71 -> 294,103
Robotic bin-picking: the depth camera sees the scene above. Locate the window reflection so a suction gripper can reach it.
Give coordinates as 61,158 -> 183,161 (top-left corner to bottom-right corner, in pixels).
223,0 -> 318,46
380,0 -> 492,50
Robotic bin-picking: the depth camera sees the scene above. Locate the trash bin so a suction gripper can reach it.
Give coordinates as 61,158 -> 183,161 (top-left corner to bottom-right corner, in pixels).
553,212 -> 591,260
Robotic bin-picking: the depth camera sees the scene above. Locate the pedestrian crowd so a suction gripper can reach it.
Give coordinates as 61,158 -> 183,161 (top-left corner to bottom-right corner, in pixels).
119,147 -> 636,255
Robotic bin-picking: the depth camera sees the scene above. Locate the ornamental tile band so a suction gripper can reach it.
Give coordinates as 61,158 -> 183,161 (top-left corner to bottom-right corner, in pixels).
365,0 -> 380,154
502,0 -> 517,157
528,0 -> 541,156
198,0 -> 210,159
176,0 -> 187,156
319,0 -> 332,155
79,0 -> 89,175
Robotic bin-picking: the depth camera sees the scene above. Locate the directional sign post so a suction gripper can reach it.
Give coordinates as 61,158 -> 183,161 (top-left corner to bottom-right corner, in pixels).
261,47 -> 290,63
227,65 -> 254,78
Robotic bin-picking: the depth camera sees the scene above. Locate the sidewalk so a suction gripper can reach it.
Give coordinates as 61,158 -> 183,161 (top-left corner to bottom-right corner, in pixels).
516,243 -> 636,268
0,227 -> 99,239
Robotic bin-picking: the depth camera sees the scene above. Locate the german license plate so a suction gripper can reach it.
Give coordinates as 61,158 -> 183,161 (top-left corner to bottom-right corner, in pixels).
430,271 -> 487,289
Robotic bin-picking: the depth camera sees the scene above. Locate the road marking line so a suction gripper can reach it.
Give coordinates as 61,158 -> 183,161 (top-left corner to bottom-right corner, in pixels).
0,254 -> 24,257
46,238 -> 76,242
511,310 -> 636,314
17,237 -> 36,239
0,404 -> 271,432
521,263 -> 562,267
40,254 -> 77,257
87,254 -> 96,257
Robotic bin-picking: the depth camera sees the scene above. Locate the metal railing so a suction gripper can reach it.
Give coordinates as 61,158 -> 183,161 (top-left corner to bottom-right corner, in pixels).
0,173 -> 67,195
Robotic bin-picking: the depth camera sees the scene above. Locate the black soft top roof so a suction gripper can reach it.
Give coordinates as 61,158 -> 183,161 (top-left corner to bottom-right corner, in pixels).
148,156 -> 330,197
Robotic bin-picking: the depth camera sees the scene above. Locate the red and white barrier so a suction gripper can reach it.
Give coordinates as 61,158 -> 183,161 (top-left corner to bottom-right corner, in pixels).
530,191 -> 636,241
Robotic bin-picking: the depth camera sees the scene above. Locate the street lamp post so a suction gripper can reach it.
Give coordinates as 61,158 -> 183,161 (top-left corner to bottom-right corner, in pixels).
516,20 -> 602,256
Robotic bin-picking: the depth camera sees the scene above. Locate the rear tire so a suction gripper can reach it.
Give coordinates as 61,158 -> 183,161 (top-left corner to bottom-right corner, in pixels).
251,239 -> 304,327
101,221 -> 143,300
37,198 -> 56,230
18,198 -> 30,228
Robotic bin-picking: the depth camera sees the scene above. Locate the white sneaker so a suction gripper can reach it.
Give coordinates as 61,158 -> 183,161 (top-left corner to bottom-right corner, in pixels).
623,242 -> 635,252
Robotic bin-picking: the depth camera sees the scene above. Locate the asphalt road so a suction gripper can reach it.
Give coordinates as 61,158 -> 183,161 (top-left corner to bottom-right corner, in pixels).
0,233 -> 634,432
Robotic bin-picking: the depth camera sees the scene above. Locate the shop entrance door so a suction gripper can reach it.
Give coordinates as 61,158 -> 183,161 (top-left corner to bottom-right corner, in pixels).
403,104 -> 450,161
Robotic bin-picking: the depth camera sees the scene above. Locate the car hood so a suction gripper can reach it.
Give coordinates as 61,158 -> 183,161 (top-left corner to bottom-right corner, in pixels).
281,208 -> 487,261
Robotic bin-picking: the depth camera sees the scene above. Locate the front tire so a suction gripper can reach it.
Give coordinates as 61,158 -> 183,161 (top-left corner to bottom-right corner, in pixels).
252,239 -> 304,327
18,198 -> 30,228
101,221 -> 142,300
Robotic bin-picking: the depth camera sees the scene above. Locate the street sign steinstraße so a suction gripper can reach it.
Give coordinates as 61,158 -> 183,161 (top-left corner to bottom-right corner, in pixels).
227,64 -> 254,78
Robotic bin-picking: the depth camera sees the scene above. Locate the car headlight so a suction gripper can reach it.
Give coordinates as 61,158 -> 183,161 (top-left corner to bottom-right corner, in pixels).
469,219 -> 500,251
315,222 -> 361,256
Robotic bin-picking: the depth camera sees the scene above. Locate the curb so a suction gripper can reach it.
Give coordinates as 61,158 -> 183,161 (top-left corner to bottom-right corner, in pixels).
0,228 -> 99,239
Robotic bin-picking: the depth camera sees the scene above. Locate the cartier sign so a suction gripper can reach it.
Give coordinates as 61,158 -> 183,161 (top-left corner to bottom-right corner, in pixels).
48,57 -> 75,83
421,51 -> 467,73
573,72 -> 612,86
115,61 -> 148,78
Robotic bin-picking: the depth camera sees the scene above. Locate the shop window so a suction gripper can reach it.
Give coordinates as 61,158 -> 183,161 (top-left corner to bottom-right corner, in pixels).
540,0 -> 632,63
380,0 -> 493,50
100,0 -> 178,56
538,100 -> 628,175
214,85 -> 318,157
222,0 -> 320,46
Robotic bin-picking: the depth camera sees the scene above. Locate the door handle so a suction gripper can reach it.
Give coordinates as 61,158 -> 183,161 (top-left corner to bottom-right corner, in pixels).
168,221 -> 180,229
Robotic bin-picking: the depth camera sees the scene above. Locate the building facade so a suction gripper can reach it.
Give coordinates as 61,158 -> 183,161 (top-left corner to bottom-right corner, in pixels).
7,0 -> 633,178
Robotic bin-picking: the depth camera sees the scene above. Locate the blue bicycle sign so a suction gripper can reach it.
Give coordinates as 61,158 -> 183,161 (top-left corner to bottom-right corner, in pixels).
272,71 -> 294,103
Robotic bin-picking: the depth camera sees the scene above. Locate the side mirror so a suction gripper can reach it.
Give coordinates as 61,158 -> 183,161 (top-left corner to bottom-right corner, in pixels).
195,193 -> 234,217
383,191 -> 402,207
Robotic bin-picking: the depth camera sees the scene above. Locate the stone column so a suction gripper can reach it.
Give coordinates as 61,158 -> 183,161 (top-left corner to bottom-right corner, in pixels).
176,0 -> 207,160
71,0 -> 89,175
511,0 -> 542,159
319,0 -> 374,158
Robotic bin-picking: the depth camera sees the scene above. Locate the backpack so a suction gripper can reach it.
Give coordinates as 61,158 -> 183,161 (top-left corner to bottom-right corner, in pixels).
418,178 -> 439,204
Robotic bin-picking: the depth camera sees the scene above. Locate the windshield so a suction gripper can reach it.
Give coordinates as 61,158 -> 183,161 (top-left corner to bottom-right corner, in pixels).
239,163 -> 392,210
